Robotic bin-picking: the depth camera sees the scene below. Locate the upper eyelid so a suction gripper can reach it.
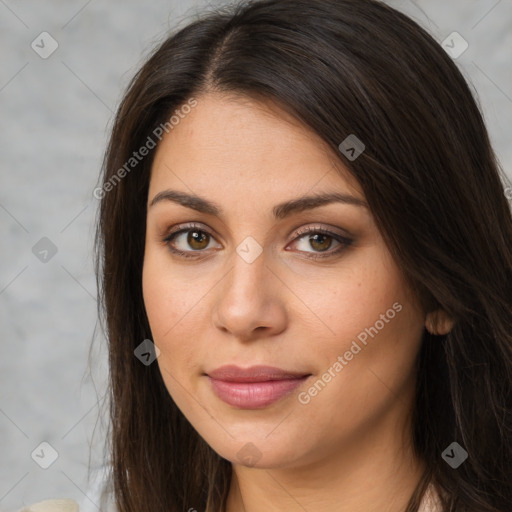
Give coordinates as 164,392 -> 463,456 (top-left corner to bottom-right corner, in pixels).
164,222 -> 350,239
293,224 -> 352,239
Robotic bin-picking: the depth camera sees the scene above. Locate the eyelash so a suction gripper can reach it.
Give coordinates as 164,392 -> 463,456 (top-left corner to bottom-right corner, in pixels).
162,223 -> 353,260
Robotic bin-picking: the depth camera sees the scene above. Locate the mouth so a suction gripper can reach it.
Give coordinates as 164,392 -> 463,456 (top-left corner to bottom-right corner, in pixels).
205,365 -> 312,409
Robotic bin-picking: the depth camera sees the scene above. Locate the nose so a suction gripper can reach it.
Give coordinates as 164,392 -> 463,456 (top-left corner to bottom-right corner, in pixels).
211,246 -> 288,341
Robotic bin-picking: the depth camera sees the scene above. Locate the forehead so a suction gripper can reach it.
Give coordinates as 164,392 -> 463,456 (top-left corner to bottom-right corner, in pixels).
149,92 -> 364,203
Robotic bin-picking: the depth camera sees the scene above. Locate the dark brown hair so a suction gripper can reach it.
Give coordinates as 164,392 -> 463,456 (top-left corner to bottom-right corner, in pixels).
94,0 -> 512,510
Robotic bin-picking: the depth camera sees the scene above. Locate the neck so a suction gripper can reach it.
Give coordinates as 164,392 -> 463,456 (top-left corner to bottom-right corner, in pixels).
224,398 -> 424,512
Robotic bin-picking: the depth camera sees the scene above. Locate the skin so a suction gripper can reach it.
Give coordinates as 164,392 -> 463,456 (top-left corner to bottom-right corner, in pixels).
142,92 -> 453,511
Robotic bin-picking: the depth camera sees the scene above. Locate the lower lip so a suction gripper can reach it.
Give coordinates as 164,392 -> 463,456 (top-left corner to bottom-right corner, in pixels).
207,376 -> 309,409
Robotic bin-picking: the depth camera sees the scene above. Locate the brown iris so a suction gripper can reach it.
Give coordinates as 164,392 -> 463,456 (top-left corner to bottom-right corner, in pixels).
308,233 -> 333,252
187,230 -> 210,250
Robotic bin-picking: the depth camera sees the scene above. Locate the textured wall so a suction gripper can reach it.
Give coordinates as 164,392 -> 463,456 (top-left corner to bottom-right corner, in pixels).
0,1 -> 510,510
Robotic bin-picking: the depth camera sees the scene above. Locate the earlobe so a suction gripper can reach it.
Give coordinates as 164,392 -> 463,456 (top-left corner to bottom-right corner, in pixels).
425,309 -> 455,335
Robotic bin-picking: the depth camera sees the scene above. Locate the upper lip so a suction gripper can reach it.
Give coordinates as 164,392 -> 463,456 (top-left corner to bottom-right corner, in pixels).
206,365 -> 311,383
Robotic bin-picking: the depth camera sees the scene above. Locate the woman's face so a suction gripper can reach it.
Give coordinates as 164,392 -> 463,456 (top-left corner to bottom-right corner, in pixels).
142,92 -> 426,469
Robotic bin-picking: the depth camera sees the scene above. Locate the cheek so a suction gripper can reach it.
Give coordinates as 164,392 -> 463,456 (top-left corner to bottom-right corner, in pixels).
295,302 -> 423,451
294,248 -> 424,398
142,247 -> 195,340
289,252 -> 404,348
142,250 -> 207,383
309,297 -> 423,423
142,259 -> 173,340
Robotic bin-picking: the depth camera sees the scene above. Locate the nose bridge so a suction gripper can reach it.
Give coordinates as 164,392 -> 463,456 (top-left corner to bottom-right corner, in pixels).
224,241 -> 270,306
212,240 -> 287,337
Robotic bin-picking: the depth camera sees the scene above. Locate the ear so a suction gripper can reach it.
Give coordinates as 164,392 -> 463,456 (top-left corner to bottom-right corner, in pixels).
425,309 -> 455,335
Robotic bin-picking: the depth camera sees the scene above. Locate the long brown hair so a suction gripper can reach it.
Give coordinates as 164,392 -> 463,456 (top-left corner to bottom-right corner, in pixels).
93,0 -> 512,510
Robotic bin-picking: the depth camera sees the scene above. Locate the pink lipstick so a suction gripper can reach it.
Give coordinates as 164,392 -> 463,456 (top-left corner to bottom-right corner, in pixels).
206,365 -> 311,409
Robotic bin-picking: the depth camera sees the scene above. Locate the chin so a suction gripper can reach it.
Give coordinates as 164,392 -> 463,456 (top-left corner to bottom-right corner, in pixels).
202,432 -> 308,470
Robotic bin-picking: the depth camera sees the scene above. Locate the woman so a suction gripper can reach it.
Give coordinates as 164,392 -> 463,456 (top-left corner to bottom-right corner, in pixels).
27,0 -> 512,510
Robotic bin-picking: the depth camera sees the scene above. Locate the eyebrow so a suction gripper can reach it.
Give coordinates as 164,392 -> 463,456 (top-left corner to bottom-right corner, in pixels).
149,189 -> 368,219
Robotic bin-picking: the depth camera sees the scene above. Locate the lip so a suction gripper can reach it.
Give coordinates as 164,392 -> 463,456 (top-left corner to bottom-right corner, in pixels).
206,365 -> 311,409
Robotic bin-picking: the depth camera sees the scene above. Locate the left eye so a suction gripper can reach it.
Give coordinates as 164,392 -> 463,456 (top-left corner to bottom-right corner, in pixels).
292,231 -> 341,253
287,226 -> 352,259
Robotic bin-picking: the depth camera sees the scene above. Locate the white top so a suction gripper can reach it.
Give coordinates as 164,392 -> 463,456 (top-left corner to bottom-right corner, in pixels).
17,500 -> 79,512
419,485 -> 443,512
17,487 -> 442,512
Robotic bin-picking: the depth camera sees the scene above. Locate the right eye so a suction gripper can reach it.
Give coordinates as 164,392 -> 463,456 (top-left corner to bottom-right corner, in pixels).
163,223 -> 222,259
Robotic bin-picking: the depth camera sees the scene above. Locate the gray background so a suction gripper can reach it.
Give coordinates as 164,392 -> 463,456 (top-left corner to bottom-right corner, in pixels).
0,1 -> 510,510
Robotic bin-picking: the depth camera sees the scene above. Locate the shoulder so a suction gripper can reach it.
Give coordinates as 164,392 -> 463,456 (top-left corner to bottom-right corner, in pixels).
17,499 -> 80,512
